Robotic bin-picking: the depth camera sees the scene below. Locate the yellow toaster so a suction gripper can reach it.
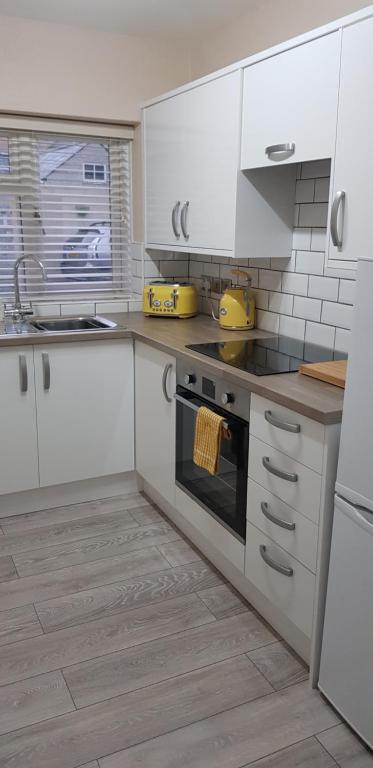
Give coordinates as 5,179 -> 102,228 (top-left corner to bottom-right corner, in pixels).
143,281 -> 198,318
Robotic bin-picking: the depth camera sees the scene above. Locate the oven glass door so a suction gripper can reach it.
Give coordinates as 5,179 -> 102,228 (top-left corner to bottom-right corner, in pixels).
175,387 -> 248,541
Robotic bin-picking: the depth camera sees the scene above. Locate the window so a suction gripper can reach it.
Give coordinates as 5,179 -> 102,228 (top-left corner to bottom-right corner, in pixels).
0,128 -> 132,298
83,162 -> 106,182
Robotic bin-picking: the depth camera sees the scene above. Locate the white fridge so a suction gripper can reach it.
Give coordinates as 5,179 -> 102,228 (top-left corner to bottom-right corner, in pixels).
319,257 -> 373,748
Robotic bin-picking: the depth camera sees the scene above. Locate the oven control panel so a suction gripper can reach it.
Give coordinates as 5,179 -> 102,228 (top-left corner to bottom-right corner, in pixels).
177,361 -> 250,422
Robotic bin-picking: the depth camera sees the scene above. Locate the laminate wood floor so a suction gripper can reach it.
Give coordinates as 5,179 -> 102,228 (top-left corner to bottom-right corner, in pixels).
0,492 -> 370,768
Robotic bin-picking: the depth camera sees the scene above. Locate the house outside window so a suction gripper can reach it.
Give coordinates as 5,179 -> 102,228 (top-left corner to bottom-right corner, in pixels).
0,128 -> 132,298
83,162 -> 106,182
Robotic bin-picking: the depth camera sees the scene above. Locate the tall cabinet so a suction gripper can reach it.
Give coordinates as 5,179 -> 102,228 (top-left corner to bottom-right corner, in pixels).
327,17 -> 373,272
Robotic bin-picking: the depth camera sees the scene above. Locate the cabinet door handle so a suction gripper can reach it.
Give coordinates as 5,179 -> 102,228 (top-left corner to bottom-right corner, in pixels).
261,501 -> 296,531
262,456 -> 298,483
19,354 -> 28,393
162,363 -> 173,403
264,410 -> 300,433
42,352 -> 50,391
330,190 -> 345,249
259,544 -> 293,577
265,142 -> 295,160
180,201 -> 189,239
171,201 -> 181,238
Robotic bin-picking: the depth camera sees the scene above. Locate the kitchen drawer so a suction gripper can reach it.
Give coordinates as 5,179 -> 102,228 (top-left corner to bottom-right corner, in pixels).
245,521 -> 315,638
247,478 -> 318,573
249,436 -> 321,524
250,394 -> 325,473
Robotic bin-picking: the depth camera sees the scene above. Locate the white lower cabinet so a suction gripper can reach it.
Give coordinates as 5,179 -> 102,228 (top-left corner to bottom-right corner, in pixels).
0,340 -> 134,497
245,521 -> 315,638
0,348 -> 39,495
135,341 -> 176,505
34,341 -> 134,487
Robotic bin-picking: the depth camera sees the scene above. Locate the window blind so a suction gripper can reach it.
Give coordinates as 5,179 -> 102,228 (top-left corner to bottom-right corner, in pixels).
0,128 -> 132,299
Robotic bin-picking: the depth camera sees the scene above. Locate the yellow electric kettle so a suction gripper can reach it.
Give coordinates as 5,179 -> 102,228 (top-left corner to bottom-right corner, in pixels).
214,269 -> 256,330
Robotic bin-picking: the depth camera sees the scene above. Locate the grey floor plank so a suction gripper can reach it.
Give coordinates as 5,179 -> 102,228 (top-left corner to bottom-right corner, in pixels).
0,656 -> 271,768
64,610 -> 276,707
0,494 -> 148,532
248,641 -> 308,690
317,724 -> 373,766
130,505 -> 165,525
13,523 -> 180,577
157,539 -> 202,567
241,736 -> 337,767
36,560 -> 224,633
0,604 -> 43,647
198,582 -> 250,619
0,508 -> 140,557
0,593 -> 214,686
0,556 -> 17,582
0,671 -> 74,736
0,546 -> 170,612
100,681 -> 340,768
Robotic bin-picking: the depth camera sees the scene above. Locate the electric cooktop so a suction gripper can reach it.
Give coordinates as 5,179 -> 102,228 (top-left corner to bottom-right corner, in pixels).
186,335 -> 347,376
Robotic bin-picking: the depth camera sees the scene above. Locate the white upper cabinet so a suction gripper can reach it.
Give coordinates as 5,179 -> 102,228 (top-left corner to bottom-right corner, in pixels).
144,71 -> 242,255
241,33 -> 341,170
327,18 -> 373,271
0,348 -> 39,495
34,341 -> 134,488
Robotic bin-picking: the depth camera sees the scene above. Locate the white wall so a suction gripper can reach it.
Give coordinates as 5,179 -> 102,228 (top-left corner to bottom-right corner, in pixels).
190,0 -> 372,78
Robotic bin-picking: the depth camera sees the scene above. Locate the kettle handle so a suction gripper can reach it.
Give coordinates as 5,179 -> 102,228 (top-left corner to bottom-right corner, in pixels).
210,301 -> 219,322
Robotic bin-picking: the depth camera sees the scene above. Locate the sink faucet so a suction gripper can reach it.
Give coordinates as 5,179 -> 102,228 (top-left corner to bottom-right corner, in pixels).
6,255 -> 47,321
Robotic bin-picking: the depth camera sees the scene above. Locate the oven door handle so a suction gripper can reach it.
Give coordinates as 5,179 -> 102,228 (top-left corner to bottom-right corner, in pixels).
174,393 -> 229,430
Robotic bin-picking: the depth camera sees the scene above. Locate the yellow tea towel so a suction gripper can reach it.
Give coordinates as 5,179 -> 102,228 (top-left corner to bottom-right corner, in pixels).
193,406 -> 224,475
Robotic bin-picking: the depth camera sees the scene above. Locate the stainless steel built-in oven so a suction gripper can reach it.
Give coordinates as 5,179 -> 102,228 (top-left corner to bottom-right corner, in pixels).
175,362 -> 250,542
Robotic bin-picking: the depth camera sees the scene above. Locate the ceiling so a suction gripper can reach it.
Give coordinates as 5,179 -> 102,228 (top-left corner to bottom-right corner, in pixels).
0,0 -> 251,39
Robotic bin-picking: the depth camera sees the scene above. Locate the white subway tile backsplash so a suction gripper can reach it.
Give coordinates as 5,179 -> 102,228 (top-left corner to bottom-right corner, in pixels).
256,310 -> 279,334
335,327 -> 351,354
305,321 -> 335,349
144,260 -> 160,278
321,301 -> 353,329
339,279 -> 355,305
282,272 -> 308,296
293,228 -> 311,251
96,301 -> 129,314
295,179 -> 315,203
252,289 -> 269,310
293,295 -> 321,322
160,260 -> 189,278
310,228 -> 327,252
298,202 -> 328,228
61,302 -> 95,316
314,177 -> 330,203
259,269 -> 282,291
296,250 -> 324,275
279,314 -> 305,340
269,291 -> 293,315
249,258 -> 270,269
33,303 -> 61,317
301,159 -> 331,179
270,254 -> 295,272
308,275 -> 339,301
128,300 -> 143,312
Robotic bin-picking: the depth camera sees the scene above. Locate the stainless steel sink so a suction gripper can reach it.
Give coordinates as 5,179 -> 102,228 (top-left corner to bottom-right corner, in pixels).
28,316 -> 117,333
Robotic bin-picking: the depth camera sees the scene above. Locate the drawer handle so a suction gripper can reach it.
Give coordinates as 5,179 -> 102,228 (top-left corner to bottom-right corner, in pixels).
264,410 -> 300,434
265,142 -> 295,160
262,456 -> 298,483
259,544 -> 294,577
261,501 -> 296,531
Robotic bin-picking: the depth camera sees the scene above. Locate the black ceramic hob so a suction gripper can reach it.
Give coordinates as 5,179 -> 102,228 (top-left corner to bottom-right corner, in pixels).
186,335 -> 347,376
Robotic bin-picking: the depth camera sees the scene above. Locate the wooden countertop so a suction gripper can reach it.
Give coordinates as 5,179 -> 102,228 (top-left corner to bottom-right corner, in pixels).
0,312 -> 344,424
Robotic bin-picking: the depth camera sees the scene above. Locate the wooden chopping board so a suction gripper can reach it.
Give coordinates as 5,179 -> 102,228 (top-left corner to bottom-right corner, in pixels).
299,359 -> 347,388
